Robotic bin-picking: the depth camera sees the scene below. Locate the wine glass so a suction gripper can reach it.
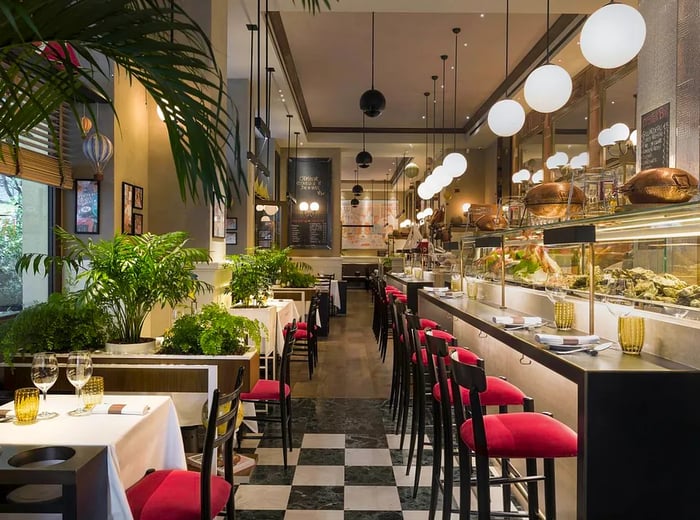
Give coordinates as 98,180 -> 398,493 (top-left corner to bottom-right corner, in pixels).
544,272 -> 568,303
604,278 -> 635,317
31,353 -> 59,420
66,351 -> 93,416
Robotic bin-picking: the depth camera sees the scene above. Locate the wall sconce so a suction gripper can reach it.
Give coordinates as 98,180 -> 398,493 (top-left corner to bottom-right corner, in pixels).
299,201 -> 319,215
598,123 -> 637,158
309,202 -> 320,212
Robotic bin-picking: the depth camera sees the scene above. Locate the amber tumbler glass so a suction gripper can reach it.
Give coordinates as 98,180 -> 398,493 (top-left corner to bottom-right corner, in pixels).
81,376 -> 104,411
618,316 -> 645,354
554,301 -> 575,331
14,387 -> 40,424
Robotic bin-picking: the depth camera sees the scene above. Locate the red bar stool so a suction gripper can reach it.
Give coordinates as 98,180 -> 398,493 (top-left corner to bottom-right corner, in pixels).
425,334 -> 528,520
450,351 -> 578,520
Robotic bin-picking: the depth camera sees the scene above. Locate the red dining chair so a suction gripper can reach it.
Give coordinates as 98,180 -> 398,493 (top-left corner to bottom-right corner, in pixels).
126,367 -> 245,520
240,320 -> 296,469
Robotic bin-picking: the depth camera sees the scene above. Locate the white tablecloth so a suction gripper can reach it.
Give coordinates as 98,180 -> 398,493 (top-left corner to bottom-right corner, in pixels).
268,299 -> 300,354
0,394 -> 185,520
230,300 -> 299,357
330,280 -> 340,309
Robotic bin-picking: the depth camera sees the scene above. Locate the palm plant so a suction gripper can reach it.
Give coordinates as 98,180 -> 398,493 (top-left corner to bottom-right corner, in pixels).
17,228 -> 212,344
0,0 -> 332,203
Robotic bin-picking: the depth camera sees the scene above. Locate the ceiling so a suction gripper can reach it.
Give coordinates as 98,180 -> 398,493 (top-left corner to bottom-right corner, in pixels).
226,0 -> 640,182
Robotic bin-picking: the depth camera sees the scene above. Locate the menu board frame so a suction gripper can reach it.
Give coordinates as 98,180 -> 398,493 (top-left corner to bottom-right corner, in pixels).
288,157 -> 332,249
640,102 -> 670,171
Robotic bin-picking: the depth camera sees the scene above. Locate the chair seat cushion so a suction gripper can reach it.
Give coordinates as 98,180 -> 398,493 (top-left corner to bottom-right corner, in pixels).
293,329 -> 313,340
433,376 -> 525,407
127,469 -> 231,520
411,347 -> 457,366
419,318 -> 440,329
395,294 -> 408,304
241,379 -> 291,400
417,329 -> 455,345
460,413 -> 578,459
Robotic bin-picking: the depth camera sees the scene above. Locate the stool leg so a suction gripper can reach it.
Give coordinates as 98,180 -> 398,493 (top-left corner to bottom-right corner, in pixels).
457,443 -> 472,520
281,400 -> 289,470
406,370 -> 420,474
440,404 -> 453,520
412,388 -> 426,496
499,405 -> 511,512
429,398 -> 441,520
544,458 -> 557,520
475,453 -> 491,520
525,458 -> 539,520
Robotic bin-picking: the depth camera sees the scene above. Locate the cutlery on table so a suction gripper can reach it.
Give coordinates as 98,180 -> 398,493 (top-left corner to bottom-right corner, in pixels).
556,342 -> 613,356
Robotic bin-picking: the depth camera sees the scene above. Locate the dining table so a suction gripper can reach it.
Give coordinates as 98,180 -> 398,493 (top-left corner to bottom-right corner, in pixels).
0,393 -> 186,520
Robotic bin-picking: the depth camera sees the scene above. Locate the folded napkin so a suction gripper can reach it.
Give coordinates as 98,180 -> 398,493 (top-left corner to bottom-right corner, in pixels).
0,409 -> 15,419
91,403 -> 150,415
535,334 -> 600,346
493,316 -> 543,326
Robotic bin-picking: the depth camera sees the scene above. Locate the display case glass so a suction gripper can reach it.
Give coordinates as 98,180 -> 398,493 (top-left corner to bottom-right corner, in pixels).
460,201 -> 700,320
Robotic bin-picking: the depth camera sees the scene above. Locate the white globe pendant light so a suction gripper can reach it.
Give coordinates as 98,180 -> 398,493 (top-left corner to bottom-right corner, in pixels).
432,165 -> 452,188
488,99 -> 526,137
524,64 -> 572,113
487,0 -> 525,137
417,181 -> 434,200
580,3 -> 646,69
443,152 -> 468,178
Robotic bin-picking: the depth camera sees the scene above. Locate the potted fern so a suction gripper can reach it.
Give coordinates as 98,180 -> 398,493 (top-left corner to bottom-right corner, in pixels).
17,228 -> 212,353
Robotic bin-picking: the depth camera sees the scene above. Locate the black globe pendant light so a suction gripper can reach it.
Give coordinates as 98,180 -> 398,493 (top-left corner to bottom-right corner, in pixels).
350,197 -> 360,208
355,114 -> 372,169
359,12 -> 385,118
351,168 -> 363,197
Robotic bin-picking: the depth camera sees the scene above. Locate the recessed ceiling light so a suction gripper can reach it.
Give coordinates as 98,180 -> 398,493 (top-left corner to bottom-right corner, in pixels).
463,43 -> 468,47
611,100 -> 615,104
584,116 -> 588,120
422,115 -> 426,119
480,13 -> 484,18
451,66 -> 454,70
278,89 -> 282,93
466,116 -> 470,120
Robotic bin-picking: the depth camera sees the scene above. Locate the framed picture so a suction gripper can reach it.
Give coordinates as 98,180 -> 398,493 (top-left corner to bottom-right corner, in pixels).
122,182 -> 134,234
212,200 -> 225,238
225,232 -> 237,245
226,217 -> 237,231
133,185 -> 144,210
74,180 -> 100,234
133,213 -> 143,236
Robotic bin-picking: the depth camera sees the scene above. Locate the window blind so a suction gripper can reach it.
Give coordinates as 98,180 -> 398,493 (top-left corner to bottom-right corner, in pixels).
0,105 -> 73,189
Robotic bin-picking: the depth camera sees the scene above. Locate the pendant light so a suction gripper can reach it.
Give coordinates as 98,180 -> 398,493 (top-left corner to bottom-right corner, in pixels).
488,1 -> 526,137
359,12 -> 386,118
580,2 -> 646,69
443,28 -> 468,178
417,91 -> 434,202
433,54 -> 453,189
355,114 -> 372,168
351,168 -> 363,202
524,0 -> 572,113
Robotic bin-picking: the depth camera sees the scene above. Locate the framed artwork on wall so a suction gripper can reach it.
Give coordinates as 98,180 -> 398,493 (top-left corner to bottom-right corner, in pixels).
212,200 -> 225,238
225,232 -> 237,245
226,217 -> 237,231
122,182 -> 134,234
133,213 -> 143,236
74,179 -> 100,234
133,185 -> 144,210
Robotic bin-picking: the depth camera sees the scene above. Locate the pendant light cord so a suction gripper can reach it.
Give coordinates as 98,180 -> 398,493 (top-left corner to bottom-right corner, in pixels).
294,131 -> 300,200
545,0 -> 550,63
452,29 -> 460,150
362,113 -> 366,151
431,76 -> 437,168
440,55 -> 447,156
424,91 -> 430,177
505,0 -> 510,95
370,12 -> 376,89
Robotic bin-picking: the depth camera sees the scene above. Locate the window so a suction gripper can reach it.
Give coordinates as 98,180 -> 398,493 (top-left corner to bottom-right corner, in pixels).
0,176 -> 51,316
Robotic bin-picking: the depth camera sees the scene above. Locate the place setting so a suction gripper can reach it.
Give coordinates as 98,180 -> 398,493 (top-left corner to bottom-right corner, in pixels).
492,315 -> 550,331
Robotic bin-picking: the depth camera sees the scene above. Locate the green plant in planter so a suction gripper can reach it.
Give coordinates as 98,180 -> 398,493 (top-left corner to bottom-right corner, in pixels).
226,253 -> 271,307
160,303 -> 263,356
16,228 -> 211,344
279,258 -> 316,288
0,292 -> 112,365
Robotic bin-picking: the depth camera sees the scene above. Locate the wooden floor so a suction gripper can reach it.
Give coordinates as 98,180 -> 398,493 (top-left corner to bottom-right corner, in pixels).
288,288 -> 393,399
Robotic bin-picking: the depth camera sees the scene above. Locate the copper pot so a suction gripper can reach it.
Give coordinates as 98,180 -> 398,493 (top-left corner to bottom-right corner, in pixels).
475,214 -> 508,231
524,182 -> 585,218
619,167 -> 698,204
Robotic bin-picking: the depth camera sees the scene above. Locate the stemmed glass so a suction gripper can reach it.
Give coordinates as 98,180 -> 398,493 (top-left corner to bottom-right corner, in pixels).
66,351 -> 93,416
31,353 -> 59,420
604,278 -> 635,317
544,272 -> 569,304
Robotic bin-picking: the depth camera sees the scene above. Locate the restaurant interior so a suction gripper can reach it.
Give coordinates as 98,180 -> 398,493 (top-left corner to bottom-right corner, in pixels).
0,0 -> 699,519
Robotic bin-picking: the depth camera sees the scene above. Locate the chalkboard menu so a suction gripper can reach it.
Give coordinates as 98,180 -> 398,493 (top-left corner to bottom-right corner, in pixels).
640,102 -> 670,170
288,157 -> 332,249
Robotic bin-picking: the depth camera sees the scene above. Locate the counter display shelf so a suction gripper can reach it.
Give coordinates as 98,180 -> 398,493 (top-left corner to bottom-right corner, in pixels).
460,201 -> 700,323
418,288 -> 700,519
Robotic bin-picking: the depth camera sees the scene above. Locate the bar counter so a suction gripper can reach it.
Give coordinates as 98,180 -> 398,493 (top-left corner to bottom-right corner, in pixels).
385,272 -> 433,312
418,288 -> 700,519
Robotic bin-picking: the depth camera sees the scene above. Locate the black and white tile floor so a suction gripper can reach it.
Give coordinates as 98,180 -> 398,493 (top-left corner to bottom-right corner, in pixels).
233,398 -> 466,519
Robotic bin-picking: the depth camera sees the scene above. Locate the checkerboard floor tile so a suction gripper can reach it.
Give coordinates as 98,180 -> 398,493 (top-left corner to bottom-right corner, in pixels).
234,398 -> 465,517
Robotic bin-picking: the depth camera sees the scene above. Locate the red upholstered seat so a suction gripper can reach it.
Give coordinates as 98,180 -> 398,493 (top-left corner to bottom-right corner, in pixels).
127,469 -> 231,520
419,318 -> 439,329
418,329 -> 455,345
395,294 -> 408,304
293,329 -> 313,340
460,412 -> 578,459
412,346 -> 458,366
433,376 -> 526,407
241,379 -> 291,400
296,322 -> 307,329
385,286 -> 401,294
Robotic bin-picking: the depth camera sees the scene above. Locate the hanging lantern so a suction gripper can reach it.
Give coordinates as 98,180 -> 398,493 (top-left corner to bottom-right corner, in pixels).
79,116 -> 93,137
82,133 -> 114,181
404,162 -> 420,179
